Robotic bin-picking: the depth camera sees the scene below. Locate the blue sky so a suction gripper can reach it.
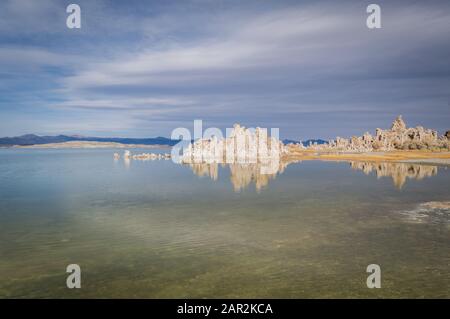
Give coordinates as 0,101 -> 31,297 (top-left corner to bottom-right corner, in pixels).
0,0 -> 449,139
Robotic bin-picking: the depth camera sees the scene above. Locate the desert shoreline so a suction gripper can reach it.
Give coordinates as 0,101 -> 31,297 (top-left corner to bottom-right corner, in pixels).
282,148 -> 450,166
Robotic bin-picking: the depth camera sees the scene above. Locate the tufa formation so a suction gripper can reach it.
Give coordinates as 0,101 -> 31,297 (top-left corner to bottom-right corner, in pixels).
302,116 -> 449,152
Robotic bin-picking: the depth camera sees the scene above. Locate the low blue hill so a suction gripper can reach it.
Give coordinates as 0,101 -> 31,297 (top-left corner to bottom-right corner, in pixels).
0,134 -> 180,146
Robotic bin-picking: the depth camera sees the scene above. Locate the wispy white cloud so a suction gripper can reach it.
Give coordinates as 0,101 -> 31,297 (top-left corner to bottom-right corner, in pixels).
0,0 -> 449,138
55,97 -> 196,110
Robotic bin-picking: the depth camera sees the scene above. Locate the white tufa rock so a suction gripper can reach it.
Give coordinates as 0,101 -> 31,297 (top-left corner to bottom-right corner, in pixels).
303,116 -> 449,152
181,124 -> 286,164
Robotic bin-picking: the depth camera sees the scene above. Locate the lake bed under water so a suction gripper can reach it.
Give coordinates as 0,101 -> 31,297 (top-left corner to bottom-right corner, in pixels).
0,148 -> 449,298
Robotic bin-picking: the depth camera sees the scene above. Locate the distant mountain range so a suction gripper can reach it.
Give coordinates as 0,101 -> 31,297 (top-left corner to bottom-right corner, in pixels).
0,134 -> 180,147
283,139 -> 328,146
0,134 -> 328,147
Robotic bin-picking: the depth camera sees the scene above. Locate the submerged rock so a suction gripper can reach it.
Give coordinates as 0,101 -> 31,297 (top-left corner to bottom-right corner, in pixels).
399,201 -> 450,225
421,201 -> 450,210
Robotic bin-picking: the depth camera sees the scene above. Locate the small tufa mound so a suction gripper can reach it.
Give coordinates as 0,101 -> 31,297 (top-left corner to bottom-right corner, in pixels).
117,150 -> 170,161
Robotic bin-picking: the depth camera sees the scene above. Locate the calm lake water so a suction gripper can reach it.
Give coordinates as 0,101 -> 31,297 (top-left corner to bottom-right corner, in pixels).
0,148 -> 449,298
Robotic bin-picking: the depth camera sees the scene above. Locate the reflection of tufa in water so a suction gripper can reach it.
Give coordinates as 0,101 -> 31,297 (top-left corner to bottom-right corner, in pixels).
186,160 -> 292,192
350,161 -> 438,189
188,160 -> 439,191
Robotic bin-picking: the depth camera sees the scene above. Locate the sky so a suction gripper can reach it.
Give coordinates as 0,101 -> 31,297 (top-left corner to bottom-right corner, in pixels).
0,0 -> 449,140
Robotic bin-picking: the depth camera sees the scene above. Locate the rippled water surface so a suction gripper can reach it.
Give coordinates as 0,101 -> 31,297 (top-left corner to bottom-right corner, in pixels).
0,148 -> 449,298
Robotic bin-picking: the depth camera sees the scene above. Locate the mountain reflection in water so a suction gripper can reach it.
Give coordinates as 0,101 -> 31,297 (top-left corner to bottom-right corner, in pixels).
185,160 -> 441,191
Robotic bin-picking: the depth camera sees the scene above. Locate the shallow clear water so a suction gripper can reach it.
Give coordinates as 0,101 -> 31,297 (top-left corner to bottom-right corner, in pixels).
0,148 -> 449,298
